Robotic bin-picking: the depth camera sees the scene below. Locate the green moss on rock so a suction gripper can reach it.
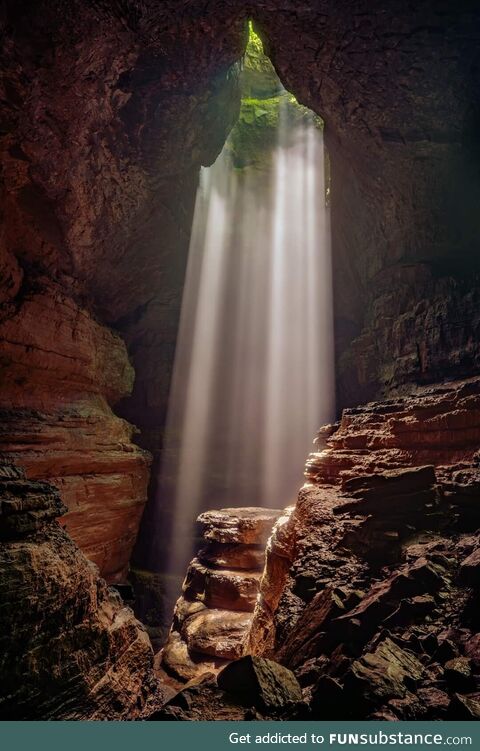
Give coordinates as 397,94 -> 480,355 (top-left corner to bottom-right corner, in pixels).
224,21 -> 323,172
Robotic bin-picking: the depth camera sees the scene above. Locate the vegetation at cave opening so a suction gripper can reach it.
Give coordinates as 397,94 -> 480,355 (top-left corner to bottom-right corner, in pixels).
225,20 -> 323,172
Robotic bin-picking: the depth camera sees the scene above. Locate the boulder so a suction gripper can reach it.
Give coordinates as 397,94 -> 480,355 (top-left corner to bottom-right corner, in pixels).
449,693 -> 480,720
161,631 -> 228,683
459,548 -> 480,586
383,594 -> 436,627
444,657 -> 473,692
172,596 -> 207,630
182,609 -> 252,660
277,588 -> 345,667
464,633 -> 480,668
217,655 -> 302,709
345,638 -> 424,707
310,676 -> 345,719
417,687 -> 450,717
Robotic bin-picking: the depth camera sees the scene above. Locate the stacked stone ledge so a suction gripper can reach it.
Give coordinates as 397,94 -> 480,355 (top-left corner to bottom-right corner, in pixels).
161,507 -> 282,682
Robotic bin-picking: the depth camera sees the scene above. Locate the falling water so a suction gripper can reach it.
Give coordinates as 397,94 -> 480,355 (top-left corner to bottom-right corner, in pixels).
154,38 -> 335,613
157,101 -> 335,610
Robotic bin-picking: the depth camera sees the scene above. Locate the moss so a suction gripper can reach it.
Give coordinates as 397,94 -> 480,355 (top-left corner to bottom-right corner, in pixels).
224,20 -> 323,172
241,21 -> 282,100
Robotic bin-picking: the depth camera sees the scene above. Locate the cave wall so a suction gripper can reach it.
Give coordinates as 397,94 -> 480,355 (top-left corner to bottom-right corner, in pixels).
251,0 -> 480,406
0,278 -> 150,581
0,0 -> 245,579
1,0 -> 480,584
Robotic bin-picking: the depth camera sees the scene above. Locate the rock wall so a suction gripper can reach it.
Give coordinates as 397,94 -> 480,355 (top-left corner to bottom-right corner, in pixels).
0,278 -> 150,581
251,1 -> 480,406
247,376 -> 480,719
0,1 -> 245,576
0,462 -> 165,719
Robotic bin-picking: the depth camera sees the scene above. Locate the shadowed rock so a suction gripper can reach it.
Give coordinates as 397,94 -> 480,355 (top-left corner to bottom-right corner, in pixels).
218,655 -> 302,709
0,463 -> 164,719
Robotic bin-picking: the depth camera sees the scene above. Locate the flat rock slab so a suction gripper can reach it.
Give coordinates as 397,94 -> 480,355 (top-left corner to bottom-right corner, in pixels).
198,541 -> 266,570
198,507 -> 283,545
183,558 -> 261,611
182,609 -> 252,660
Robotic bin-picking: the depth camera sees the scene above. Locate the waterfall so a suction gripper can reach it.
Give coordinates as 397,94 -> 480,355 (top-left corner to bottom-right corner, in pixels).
158,99 -> 335,613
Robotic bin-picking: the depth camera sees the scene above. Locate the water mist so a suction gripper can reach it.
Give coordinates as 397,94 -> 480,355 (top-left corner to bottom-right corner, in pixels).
157,35 -> 335,615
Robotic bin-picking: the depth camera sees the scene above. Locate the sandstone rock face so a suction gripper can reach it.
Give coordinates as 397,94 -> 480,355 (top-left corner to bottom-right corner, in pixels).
0,1 -> 244,582
0,280 -> 151,581
162,507 -> 281,682
247,376 -> 480,720
0,463 -> 165,720
183,558 -> 262,612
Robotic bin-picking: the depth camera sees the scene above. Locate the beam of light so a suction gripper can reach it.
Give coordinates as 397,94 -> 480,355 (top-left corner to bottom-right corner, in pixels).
158,100 -> 335,617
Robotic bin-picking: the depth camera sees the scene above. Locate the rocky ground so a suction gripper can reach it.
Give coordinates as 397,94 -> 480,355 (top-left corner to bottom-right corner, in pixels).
158,376 -> 480,720
2,376 -> 480,721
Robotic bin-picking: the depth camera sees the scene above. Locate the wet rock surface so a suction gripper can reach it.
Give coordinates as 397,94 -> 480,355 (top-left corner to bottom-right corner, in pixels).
0,462 -> 165,720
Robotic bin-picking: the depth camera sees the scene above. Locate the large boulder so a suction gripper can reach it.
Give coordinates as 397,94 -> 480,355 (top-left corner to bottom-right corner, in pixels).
182,609 -> 252,660
217,655 -> 302,709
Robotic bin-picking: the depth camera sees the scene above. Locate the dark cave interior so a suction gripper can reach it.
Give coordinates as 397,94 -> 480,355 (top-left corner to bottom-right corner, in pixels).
1,0 -> 480,721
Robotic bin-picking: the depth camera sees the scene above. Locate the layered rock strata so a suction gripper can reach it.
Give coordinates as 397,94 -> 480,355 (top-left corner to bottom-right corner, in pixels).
161,507 -> 281,682
0,280 -> 151,582
0,462 -> 164,719
246,376 -> 480,719
0,1 -> 244,581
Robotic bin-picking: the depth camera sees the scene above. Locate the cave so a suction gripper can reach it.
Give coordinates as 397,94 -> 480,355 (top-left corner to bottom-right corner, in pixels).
1,0 -> 480,722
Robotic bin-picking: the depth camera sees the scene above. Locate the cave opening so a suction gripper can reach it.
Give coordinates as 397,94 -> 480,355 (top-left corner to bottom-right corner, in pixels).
149,22 -> 336,630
